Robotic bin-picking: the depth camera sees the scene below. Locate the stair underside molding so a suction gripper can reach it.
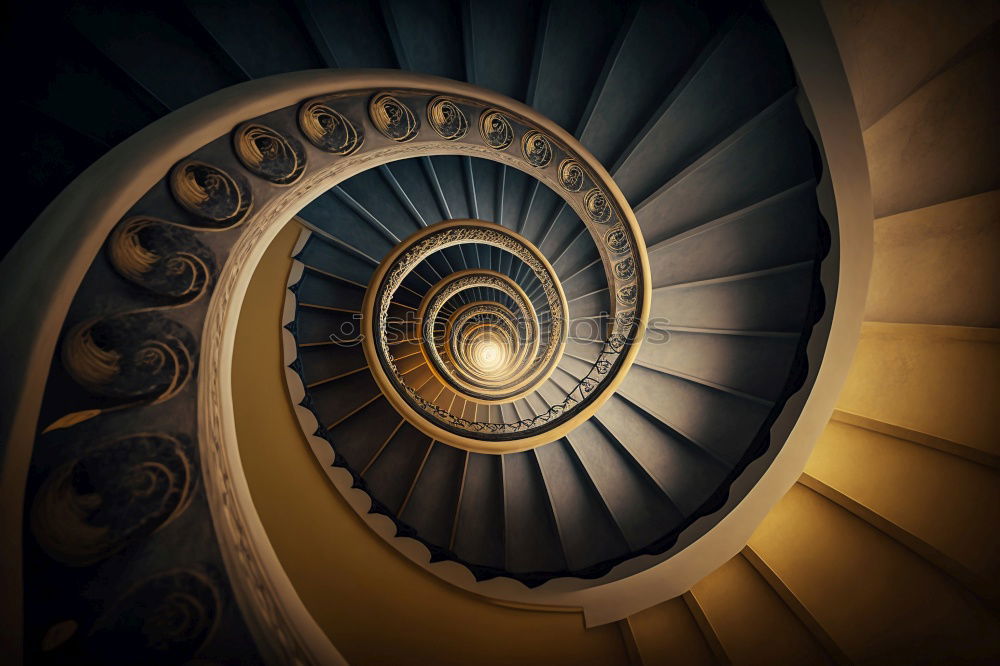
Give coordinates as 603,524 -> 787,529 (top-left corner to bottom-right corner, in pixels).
1,14 -> 871,657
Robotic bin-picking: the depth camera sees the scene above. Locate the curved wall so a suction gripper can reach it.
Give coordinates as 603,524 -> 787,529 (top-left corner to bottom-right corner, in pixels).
233,219 -> 631,666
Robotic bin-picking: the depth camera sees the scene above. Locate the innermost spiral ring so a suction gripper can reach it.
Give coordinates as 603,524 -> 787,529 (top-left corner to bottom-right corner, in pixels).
363,220 -> 569,440
419,269 -> 546,401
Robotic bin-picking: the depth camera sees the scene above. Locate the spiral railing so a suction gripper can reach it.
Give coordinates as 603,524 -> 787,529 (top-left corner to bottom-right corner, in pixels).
419,267 -> 544,398
363,212 -> 644,448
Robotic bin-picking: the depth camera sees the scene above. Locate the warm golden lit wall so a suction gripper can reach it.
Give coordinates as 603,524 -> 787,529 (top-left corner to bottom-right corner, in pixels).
232,221 -> 629,666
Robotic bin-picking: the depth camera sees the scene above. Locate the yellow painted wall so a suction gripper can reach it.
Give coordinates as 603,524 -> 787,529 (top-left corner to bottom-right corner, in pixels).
231,220 -> 629,666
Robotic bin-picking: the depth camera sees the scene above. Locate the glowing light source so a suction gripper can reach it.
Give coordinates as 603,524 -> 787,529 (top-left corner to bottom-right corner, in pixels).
472,338 -> 505,373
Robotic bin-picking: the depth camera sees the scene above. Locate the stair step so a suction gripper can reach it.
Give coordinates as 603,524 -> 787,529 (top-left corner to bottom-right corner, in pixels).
182,0 -> 322,77
363,423 -> 433,513
304,0 -> 396,68
865,36 -> 999,218
337,171 -> 433,248
502,451 -> 566,573
613,8 -> 796,205
309,371 -> 381,428
635,93 -> 815,246
618,364 -> 772,467
689,554 -> 832,665
294,236 -> 378,289
68,3 -> 234,110
20,26 -> 162,145
866,189 -> 1000,328
452,453 -> 505,570
648,261 -> 815,332
566,419 -> 682,551
294,304 -> 363,348
561,259 -> 608,302
300,192 -> 396,260
831,408 -> 1000,469
295,270 -> 366,311
534,438 -> 629,571
634,329 -> 798,403
746,484 -> 998,663
805,420 -> 1000,601
380,0 -> 464,79
328,399 -> 402,472
596,395 -> 728,517
647,180 -> 819,289
401,442 -> 468,546
527,0 -> 627,134
576,1 -> 710,165
836,322 -> 1000,458
627,597 -> 717,666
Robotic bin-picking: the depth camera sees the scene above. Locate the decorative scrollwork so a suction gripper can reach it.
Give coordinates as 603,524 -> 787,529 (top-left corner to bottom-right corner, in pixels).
616,309 -> 635,329
232,122 -> 306,185
298,99 -> 364,155
107,217 -> 215,302
30,433 -> 194,566
583,188 -> 614,224
88,568 -> 221,663
426,97 -> 469,140
558,159 -> 585,192
521,130 -> 553,168
605,225 -> 630,254
369,92 -> 419,142
617,284 -> 638,306
614,256 -> 635,281
45,312 -> 196,432
169,161 -> 251,226
479,109 -> 514,150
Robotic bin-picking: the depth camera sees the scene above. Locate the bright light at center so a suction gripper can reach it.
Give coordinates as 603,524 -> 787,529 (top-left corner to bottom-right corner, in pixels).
474,340 -> 503,372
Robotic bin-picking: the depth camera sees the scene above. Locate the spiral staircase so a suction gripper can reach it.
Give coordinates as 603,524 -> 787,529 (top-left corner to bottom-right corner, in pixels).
2,1 -> 997,665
